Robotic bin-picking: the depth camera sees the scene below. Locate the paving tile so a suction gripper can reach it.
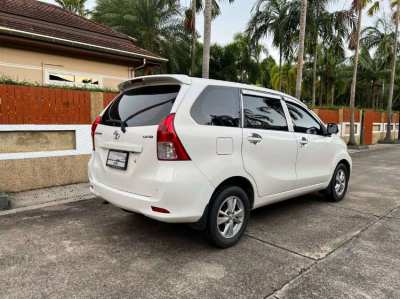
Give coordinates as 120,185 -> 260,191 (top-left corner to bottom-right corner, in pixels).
247,196 -> 376,259
276,218 -> 400,298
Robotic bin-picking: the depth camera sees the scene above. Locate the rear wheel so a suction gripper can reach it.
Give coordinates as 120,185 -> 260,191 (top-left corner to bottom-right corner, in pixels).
324,163 -> 349,202
206,186 -> 250,248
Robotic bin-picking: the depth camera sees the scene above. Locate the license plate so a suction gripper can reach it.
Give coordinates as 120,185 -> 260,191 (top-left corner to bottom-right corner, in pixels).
106,150 -> 129,170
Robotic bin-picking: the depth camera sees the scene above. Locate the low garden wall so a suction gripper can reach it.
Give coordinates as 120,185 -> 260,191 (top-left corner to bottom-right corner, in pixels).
0,84 -> 118,192
0,83 -> 398,192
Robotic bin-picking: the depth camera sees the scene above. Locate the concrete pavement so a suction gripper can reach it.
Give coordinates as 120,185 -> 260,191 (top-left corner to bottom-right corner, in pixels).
0,146 -> 399,298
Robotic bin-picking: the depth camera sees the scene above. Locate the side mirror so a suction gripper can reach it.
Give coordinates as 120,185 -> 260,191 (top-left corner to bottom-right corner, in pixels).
327,123 -> 339,135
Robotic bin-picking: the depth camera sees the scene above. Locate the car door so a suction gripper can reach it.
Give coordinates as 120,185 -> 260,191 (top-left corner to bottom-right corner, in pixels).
285,100 -> 334,188
241,91 -> 298,197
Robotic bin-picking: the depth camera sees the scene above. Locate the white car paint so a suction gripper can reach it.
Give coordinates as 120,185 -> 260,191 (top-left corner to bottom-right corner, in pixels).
88,75 -> 352,223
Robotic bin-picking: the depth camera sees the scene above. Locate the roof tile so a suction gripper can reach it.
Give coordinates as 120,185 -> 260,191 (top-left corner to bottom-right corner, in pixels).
0,0 -> 165,61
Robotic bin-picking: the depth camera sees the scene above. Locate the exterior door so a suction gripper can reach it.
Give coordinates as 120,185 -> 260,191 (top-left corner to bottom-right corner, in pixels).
285,101 -> 334,187
241,92 -> 298,197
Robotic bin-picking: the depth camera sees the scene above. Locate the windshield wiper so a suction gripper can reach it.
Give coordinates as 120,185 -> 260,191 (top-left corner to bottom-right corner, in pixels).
120,98 -> 175,133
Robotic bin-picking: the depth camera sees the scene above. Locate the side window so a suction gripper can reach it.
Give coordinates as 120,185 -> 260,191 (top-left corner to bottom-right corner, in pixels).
286,102 -> 322,135
191,86 -> 240,127
243,95 -> 288,131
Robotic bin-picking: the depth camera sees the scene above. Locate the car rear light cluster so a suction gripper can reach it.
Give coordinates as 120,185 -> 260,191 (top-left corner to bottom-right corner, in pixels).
91,115 -> 102,151
157,113 -> 190,161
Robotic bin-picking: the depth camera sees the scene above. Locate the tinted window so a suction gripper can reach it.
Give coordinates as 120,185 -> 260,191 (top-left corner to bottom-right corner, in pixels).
243,95 -> 288,131
191,86 -> 240,127
102,85 -> 180,127
286,102 -> 322,134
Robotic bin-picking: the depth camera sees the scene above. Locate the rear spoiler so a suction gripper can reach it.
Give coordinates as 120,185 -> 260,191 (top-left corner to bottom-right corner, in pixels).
118,75 -> 192,92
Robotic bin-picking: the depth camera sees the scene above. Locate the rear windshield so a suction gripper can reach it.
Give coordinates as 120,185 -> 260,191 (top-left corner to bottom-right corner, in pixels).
102,85 -> 180,127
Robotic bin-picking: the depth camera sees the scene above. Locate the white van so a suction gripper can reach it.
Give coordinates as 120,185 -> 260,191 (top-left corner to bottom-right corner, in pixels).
89,75 -> 351,248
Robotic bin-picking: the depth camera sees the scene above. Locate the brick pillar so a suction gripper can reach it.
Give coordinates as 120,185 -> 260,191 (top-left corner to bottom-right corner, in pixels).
90,92 -> 104,122
363,110 -> 373,145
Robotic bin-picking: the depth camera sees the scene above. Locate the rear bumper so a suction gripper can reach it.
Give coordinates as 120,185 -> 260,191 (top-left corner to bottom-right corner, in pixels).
88,158 -> 214,223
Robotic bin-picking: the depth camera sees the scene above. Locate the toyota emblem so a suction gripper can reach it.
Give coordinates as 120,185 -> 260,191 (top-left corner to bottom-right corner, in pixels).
113,131 -> 121,140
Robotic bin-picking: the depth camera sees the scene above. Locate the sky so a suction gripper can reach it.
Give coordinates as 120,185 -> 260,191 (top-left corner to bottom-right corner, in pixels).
42,0 -> 394,60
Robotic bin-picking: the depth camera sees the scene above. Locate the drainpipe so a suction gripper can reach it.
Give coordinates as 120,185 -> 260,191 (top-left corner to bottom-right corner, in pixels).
132,58 -> 147,77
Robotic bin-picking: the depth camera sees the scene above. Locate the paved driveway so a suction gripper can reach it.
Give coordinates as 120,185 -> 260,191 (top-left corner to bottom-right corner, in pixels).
1,146 -> 400,298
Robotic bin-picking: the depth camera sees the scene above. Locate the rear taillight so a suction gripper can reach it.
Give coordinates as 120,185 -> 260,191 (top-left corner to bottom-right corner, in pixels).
157,113 -> 190,161
91,115 -> 102,151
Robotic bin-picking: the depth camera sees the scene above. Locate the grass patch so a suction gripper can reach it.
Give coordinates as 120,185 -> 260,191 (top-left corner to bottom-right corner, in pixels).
0,76 -> 118,93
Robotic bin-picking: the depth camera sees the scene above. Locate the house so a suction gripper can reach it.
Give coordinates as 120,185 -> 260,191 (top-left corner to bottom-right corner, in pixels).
0,0 -> 167,89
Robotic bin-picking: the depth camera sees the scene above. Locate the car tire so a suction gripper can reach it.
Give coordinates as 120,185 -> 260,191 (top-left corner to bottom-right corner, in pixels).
206,186 -> 250,248
324,163 -> 349,202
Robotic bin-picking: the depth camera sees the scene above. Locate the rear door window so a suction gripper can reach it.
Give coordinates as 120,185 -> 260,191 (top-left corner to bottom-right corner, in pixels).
102,85 -> 180,127
243,95 -> 288,131
190,86 -> 241,128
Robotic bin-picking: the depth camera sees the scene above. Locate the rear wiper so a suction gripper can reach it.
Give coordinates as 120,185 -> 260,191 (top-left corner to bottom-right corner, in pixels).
120,98 -> 175,133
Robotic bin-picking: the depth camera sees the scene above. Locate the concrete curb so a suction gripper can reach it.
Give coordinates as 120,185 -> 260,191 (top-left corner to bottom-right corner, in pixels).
0,193 -> 95,216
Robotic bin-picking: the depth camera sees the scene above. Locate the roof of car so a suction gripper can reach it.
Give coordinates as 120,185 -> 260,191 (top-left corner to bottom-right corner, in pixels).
122,74 -> 306,107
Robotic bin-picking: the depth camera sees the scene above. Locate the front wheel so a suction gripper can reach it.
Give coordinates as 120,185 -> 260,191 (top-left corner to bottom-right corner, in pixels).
206,186 -> 250,248
324,163 -> 349,202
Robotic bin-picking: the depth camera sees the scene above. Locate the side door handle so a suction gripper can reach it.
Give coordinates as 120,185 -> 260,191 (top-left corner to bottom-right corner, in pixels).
299,136 -> 309,146
248,133 -> 263,145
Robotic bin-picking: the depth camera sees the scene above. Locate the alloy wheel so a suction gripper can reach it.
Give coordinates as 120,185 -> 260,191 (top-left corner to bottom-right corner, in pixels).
217,196 -> 245,239
334,169 -> 346,197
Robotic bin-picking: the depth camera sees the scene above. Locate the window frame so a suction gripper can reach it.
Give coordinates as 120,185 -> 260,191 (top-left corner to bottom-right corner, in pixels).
283,99 -> 327,136
241,91 -> 289,132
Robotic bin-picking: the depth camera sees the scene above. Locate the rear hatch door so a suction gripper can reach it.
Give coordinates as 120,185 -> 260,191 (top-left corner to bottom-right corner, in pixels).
93,84 -> 181,196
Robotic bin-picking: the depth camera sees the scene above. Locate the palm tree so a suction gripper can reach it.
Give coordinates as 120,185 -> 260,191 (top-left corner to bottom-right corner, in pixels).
55,0 -> 87,16
248,0 -> 292,91
308,5 -> 354,106
295,0 -> 307,100
357,46 -> 389,108
361,16 -> 396,108
201,0 -> 235,78
93,0 -> 180,52
202,0 -> 212,78
190,0 -> 197,75
386,0 -> 400,142
348,0 -> 380,146
93,0 -> 189,73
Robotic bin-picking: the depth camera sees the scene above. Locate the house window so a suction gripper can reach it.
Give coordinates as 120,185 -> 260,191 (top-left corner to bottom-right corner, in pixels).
46,71 -> 101,88
49,73 -> 74,84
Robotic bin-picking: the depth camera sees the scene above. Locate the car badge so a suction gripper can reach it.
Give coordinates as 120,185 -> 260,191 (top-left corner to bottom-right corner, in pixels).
113,131 -> 121,140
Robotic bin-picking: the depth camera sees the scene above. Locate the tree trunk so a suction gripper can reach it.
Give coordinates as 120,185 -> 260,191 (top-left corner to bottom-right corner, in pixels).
331,84 -> 335,106
372,83 -> 376,110
348,8 -> 362,146
202,0 -> 212,79
324,53 -> 328,104
279,46 -> 283,91
295,0 -> 308,100
312,43 -> 318,107
190,0 -> 196,76
319,77 -> 323,106
386,1 -> 399,142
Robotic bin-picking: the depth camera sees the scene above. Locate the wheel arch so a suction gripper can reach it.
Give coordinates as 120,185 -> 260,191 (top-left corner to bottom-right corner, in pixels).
338,158 -> 351,175
212,176 -> 255,209
191,176 -> 255,230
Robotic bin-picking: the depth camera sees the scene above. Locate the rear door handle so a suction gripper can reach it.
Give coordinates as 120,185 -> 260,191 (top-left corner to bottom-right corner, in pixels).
248,133 -> 263,145
299,136 -> 309,146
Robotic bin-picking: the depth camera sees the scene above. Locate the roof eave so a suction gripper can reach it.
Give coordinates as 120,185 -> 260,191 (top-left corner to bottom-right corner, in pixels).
0,26 -> 168,63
